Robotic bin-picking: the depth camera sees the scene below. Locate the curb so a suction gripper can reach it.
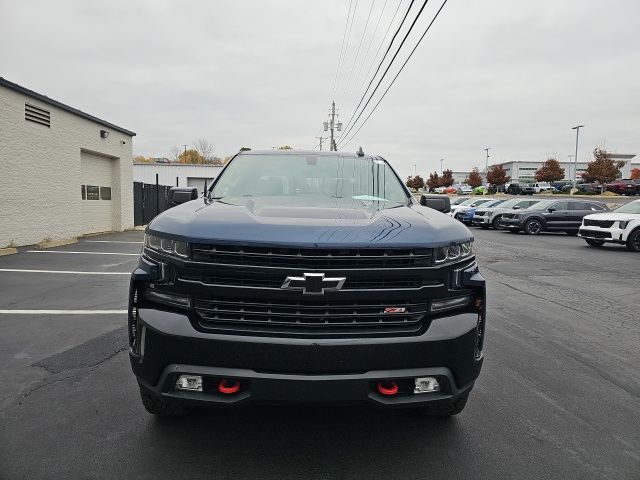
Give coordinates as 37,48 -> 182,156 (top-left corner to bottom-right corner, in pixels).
0,247 -> 18,256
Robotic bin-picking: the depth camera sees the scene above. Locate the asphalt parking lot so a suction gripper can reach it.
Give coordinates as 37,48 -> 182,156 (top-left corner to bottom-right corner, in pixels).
0,229 -> 638,479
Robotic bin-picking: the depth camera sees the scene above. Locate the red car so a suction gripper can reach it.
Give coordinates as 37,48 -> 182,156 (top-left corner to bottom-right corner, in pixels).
605,180 -> 639,196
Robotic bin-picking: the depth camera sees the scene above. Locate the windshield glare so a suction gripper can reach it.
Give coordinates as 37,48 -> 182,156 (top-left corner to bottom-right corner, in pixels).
492,199 -> 522,209
613,200 -> 640,214
211,154 -> 408,208
528,200 -> 556,211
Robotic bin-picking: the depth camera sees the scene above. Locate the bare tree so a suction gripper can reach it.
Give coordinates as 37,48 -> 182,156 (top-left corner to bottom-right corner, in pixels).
194,138 -> 215,162
169,146 -> 182,162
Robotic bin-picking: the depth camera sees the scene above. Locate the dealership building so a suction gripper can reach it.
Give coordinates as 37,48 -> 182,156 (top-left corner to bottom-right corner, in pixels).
492,157 -> 637,183
0,77 -> 135,248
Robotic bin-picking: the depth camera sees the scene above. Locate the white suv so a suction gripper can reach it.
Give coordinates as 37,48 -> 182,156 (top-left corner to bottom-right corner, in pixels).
578,199 -> 640,251
532,182 -> 552,193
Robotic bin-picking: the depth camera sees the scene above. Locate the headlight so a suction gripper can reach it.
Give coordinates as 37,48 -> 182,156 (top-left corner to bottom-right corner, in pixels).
619,220 -> 629,229
144,233 -> 189,259
435,241 -> 474,265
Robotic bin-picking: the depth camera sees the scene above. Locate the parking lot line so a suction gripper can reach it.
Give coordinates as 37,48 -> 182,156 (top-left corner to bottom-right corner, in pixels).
0,268 -> 130,275
83,240 -> 142,244
26,250 -> 139,256
0,309 -> 127,314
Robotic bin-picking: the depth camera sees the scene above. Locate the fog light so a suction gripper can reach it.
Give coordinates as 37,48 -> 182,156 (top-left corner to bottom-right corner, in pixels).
430,295 -> 469,312
414,377 -> 440,394
175,374 -> 202,392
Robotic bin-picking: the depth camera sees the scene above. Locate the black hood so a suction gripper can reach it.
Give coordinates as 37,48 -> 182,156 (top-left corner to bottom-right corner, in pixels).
148,198 -> 473,248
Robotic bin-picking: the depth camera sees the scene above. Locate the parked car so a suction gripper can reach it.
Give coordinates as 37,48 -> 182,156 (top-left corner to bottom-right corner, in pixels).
456,184 -> 473,195
471,198 -> 540,229
499,199 -> 609,235
520,184 -> 536,195
578,199 -> 640,251
459,199 -> 505,225
506,183 -> 524,195
575,183 -> 601,194
531,182 -> 553,193
473,186 -> 488,195
450,198 -> 497,221
605,180 -> 639,196
445,186 -> 458,194
129,149 -> 486,417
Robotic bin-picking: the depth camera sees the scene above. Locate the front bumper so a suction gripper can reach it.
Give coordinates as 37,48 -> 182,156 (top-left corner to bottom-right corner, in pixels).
471,216 -> 490,226
499,218 -> 523,230
131,308 -> 484,407
578,227 -> 626,243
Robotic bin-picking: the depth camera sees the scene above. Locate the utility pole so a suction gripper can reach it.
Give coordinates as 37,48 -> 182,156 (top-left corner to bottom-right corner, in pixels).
414,164 -> 417,176
568,154 -> 574,180
182,144 -> 188,162
323,101 -> 342,151
571,124 -> 584,182
484,148 -> 490,172
315,136 -> 328,150
440,159 -> 444,175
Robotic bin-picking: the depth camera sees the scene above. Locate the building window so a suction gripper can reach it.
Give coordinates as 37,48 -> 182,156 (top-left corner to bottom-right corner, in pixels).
81,185 -> 86,200
86,185 -> 100,200
100,187 -> 112,200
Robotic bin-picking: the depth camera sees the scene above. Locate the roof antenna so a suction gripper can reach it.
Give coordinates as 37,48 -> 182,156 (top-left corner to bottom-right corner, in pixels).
356,146 -> 364,157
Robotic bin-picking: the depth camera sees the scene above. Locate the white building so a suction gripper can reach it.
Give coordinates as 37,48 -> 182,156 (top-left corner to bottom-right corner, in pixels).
0,77 -> 135,247
133,163 -> 224,194
488,157 -> 637,183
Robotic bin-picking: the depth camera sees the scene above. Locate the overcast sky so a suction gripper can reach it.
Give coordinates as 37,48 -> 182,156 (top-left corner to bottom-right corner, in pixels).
1,0 -> 638,179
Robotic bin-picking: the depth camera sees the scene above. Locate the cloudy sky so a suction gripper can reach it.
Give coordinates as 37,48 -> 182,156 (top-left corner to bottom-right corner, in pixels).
1,0 -> 638,179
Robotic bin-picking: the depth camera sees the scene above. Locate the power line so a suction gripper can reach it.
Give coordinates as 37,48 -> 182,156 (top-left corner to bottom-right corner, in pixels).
338,0 -> 432,143
331,0 -> 355,100
338,0 -> 416,140
340,0 -> 377,101
332,0 -> 360,102
340,0 -> 449,148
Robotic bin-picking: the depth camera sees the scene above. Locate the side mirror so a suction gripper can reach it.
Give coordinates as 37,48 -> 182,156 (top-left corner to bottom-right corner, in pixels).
547,208 -> 556,213
512,205 -> 520,210
168,187 -> 198,206
420,194 -> 451,213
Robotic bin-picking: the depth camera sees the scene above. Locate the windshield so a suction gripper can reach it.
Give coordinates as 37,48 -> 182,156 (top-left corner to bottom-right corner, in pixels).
492,199 -> 523,209
484,199 -> 505,208
527,200 -> 556,211
211,154 -> 408,208
613,201 -> 640,214
457,198 -> 478,206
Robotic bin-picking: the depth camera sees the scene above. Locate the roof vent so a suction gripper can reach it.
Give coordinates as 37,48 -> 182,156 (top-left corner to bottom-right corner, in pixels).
25,103 -> 50,127
356,146 -> 364,157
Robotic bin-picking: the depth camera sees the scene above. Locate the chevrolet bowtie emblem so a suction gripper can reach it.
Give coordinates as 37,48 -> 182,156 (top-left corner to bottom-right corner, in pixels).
281,272 -> 346,295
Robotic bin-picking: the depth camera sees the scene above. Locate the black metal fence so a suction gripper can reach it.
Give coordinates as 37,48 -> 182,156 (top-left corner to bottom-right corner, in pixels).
133,180 -> 173,226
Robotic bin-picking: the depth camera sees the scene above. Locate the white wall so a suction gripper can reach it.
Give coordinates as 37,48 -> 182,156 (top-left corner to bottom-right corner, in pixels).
133,164 -> 223,189
0,85 -> 134,247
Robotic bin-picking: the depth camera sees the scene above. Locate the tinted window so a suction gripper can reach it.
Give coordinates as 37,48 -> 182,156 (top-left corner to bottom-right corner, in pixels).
551,202 -> 568,210
86,185 -> 99,200
568,202 -> 588,210
589,203 -> 607,211
100,187 -> 112,200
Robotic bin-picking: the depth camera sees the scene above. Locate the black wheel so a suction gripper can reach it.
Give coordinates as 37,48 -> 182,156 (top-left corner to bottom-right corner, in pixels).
585,239 -> 605,247
491,216 -> 502,229
139,388 -> 190,416
626,229 -> 640,252
415,392 -> 469,417
524,219 -> 542,235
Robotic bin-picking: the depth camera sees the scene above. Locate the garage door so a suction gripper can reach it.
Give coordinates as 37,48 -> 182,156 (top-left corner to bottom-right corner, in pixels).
81,151 -> 114,233
187,177 -> 214,194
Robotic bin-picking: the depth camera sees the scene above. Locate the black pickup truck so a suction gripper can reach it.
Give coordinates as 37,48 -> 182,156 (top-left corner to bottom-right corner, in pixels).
129,150 -> 486,416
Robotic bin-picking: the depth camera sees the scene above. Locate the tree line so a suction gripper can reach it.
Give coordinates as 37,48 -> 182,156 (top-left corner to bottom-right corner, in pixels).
405,147 -> 636,191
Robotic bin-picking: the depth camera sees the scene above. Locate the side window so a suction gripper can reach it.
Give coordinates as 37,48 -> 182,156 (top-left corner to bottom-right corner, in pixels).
568,202 -> 586,210
552,202 -> 568,210
589,203 -> 606,211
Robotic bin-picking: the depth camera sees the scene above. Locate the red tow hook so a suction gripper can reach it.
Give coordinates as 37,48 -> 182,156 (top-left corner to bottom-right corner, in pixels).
218,379 -> 241,395
377,381 -> 399,396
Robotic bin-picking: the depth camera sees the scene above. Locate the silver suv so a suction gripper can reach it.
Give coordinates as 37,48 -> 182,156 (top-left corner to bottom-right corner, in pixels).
471,198 -> 540,229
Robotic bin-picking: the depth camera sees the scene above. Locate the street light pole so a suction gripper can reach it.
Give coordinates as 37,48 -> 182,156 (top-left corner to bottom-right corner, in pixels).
440,158 -> 443,175
568,154 -> 574,180
484,148 -> 490,172
571,125 -> 584,181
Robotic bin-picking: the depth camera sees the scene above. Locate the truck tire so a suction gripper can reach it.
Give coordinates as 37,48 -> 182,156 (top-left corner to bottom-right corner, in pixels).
585,239 -> 605,247
626,229 -> 640,252
416,392 -> 469,417
524,219 -> 542,235
139,388 -> 190,416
